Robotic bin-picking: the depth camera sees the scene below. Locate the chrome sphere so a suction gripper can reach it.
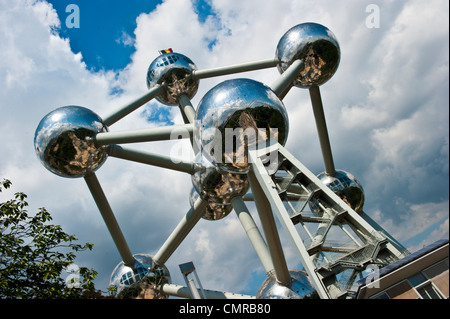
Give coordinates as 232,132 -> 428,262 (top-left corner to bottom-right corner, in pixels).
109,254 -> 171,299
276,23 -> 340,88
195,78 -> 289,173
257,269 -> 318,299
192,153 -> 249,205
311,170 -> 365,213
34,106 -> 108,178
146,52 -> 199,105
189,187 -> 233,221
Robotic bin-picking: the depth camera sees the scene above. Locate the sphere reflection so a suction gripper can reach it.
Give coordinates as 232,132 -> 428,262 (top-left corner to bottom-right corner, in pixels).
195,78 -> 289,173
257,269 -> 318,299
34,106 -> 108,178
276,23 -> 340,88
146,52 -> 199,105
311,170 -> 365,213
189,187 -> 233,221
109,254 -> 171,299
191,153 -> 249,205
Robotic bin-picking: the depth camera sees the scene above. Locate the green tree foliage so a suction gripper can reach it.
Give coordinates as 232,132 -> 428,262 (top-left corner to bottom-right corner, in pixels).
0,178 -> 103,298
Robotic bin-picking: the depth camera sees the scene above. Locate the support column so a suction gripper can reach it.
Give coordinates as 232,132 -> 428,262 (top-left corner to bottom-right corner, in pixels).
107,145 -> 194,174
84,172 -> 135,267
103,85 -> 164,126
231,196 -> 275,275
95,124 -> 193,145
153,197 -> 208,265
270,59 -> 303,99
193,58 -> 278,80
309,84 -> 336,176
248,170 -> 291,287
178,94 -> 196,124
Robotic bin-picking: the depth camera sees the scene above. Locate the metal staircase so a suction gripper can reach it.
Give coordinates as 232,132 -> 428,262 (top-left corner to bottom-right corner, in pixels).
248,142 -> 408,298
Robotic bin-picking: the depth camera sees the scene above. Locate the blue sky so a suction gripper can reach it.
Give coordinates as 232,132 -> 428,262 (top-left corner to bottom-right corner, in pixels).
46,0 -> 214,125
47,0 -> 163,71
47,0 -> 217,71
0,0 -> 448,297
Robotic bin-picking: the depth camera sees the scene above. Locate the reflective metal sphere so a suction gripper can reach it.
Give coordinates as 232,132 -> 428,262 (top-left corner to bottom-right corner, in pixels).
109,254 -> 171,299
195,78 -> 289,173
189,187 -> 233,221
34,106 -> 108,178
276,23 -> 340,88
257,269 -> 318,299
146,52 -> 199,105
191,153 -> 249,205
311,170 -> 365,213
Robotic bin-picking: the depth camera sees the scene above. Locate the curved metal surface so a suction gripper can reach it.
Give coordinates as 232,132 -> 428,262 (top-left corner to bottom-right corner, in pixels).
34,105 -> 108,178
257,269 -> 318,299
146,52 -> 199,105
194,78 -> 289,173
276,22 -> 340,88
311,169 -> 365,213
109,253 -> 171,298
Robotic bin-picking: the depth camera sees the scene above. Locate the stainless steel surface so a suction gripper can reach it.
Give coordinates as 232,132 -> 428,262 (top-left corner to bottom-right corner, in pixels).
191,152 -> 249,205
276,23 -> 340,88
256,269 -> 318,299
311,169 -> 365,213
189,187 -> 233,221
109,253 -> 171,298
146,52 -> 199,105
194,78 -> 289,173
34,105 -> 108,178
34,22 -> 408,300
270,59 -> 304,99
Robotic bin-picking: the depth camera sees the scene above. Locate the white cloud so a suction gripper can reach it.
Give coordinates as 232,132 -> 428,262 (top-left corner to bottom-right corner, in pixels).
115,30 -> 135,47
371,200 -> 449,244
0,0 -> 448,296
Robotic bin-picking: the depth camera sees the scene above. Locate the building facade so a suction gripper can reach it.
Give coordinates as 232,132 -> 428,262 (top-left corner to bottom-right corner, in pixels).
356,239 -> 449,299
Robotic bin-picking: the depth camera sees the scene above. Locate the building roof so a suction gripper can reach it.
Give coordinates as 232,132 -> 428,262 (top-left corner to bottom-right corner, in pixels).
355,239 -> 449,298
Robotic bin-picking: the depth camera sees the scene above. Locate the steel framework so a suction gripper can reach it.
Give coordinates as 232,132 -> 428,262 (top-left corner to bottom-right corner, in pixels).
35,23 -> 410,299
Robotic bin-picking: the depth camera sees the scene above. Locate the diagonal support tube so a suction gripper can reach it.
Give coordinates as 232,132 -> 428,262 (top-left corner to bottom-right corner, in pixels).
309,84 -> 336,176
153,197 -> 208,265
103,85 -> 164,127
84,172 -> 135,267
231,196 -> 275,275
160,283 -> 255,299
192,58 -> 278,80
178,94 -> 196,124
95,124 -> 193,145
107,145 -> 194,174
177,94 -> 196,148
248,170 -> 291,287
270,59 -> 304,99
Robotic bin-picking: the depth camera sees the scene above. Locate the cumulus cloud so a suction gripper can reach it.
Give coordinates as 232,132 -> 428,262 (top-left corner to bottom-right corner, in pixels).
0,0 -> 448,295
115,30 -> 135,47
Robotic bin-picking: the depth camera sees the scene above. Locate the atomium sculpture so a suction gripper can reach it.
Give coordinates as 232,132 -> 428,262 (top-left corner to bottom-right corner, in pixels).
34,22 -> 409,299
